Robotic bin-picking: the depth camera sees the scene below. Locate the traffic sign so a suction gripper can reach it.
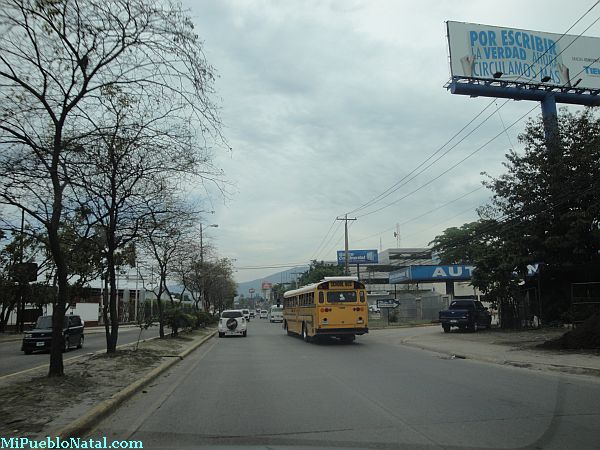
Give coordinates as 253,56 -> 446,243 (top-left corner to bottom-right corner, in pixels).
377,299 -> 400,308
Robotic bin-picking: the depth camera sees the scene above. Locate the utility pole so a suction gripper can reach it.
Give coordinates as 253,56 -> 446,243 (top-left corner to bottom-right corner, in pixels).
336,214 -> 356,276
291,272 -> 303,289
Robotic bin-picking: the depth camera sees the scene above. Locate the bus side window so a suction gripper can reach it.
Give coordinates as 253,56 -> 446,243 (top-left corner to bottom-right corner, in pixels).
319,292 -> 324,304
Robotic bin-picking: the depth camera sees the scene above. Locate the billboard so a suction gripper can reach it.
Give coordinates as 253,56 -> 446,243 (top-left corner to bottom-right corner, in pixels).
336,249 -> 378,265
447,21 -> 600,90
389,265 -> 475,284
261,282 -> 272,290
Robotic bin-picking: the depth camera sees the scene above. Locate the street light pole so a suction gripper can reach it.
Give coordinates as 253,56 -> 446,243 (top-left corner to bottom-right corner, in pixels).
199,223 -> 218,311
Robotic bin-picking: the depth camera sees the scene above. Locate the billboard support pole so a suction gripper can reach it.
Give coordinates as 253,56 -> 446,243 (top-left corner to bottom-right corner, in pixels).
541,94 -> 559,148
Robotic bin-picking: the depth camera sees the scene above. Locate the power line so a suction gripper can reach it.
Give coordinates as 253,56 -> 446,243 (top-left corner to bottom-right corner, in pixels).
310,217 -> 338,260
313,220 -> 343,261
355,102 -> 539,218
235,263 -> 309,271
353,185 -> 485,244
404,204 -> 485,245
426,183 -> 597,257
345,100 -> 499,216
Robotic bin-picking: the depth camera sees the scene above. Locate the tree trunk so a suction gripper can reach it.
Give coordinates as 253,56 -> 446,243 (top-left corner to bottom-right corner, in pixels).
156,281 -> 165,339
47,229 -> 68,377
157,297 -> 164,338
103,274 -> 110,348
106,251 -> 119,353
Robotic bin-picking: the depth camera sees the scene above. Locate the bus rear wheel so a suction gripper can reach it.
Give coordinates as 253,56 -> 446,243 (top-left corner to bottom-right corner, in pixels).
302,323 -> 310,343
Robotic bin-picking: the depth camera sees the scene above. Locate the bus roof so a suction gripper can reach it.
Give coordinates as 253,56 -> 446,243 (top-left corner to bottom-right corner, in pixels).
283,276 -> 362,298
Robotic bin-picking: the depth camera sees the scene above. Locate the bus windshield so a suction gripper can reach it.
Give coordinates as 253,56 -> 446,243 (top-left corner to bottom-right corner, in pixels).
327,291 -> 357,303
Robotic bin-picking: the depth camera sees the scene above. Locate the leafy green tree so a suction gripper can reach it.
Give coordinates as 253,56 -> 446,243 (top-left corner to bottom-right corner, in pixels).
482,108 -> 600,268
430,221 -> 525,327
431,109 -> 600,326
297,260 -> 344,286
202,258 -> 236,314
272,283 -> 289,303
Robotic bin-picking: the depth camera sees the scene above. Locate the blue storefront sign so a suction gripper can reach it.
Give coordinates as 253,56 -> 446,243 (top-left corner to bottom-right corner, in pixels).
389,265 -> 475,284
336,249 -> 379,265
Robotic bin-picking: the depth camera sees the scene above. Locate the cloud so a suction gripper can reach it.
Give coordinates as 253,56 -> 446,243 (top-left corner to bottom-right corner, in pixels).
185,0 -> 592,281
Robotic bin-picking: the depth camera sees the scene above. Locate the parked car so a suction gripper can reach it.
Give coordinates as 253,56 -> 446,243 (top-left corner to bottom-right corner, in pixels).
439,299 -> 491,333
259,310 -> 268,319
21,314 -> 84,354
218,310 -> 247,337
249,311 -> 255,318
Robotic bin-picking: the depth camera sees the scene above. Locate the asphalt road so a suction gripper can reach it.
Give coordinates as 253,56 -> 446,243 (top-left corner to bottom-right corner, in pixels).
0,326 -> 159,378
91,320 -> 600,449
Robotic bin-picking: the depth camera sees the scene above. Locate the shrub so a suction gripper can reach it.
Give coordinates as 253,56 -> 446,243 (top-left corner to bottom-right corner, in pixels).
164,308 -> 195,336
193,310 -> 218,328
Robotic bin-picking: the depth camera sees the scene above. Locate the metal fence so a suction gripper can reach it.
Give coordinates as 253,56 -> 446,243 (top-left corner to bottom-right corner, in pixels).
571,282 -> 600,325
387,292 -> 449,322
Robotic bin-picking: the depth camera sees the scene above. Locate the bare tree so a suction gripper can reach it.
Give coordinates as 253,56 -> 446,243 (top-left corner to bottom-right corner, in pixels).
173,237 -> 218,311
0,0 -> 224,375
141,199 -> 197,338
69,89 -> 222,352
200,258 -> 236,315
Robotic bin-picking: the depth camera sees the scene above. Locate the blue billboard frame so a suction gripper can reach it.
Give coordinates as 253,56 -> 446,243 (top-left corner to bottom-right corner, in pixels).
336,249 -> 379,265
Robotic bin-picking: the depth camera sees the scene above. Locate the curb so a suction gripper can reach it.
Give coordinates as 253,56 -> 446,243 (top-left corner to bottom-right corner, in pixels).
0,336 -> 23,343
369,323 -> 437,331
55,330 -> 217,439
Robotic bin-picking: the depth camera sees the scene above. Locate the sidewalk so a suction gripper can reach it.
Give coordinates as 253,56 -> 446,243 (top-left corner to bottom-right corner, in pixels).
399,326 -> 600,378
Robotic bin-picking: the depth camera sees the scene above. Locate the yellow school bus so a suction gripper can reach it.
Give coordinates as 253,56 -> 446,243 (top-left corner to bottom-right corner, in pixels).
283,276 -> 368,342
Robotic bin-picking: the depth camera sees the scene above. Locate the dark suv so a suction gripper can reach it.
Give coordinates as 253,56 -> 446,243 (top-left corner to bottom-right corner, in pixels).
21,315 -> 84,354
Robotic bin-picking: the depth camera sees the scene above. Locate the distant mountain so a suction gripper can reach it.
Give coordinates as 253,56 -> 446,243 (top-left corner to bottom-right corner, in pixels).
236,266 -> 308,298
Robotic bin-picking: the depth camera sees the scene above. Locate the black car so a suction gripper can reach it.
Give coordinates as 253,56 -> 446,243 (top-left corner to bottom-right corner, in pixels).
21,315 -> 85,354
439,299 -> 492,332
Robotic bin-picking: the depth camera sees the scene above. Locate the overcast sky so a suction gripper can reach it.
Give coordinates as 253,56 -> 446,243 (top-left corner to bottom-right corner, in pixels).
182,0 -> 597,283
